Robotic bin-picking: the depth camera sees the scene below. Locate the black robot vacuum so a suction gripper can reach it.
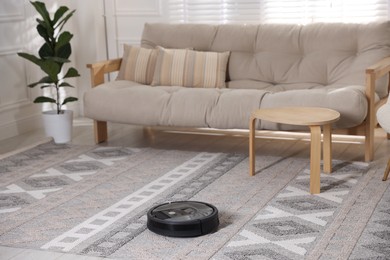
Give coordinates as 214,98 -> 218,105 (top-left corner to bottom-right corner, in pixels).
147,201 -> 219,237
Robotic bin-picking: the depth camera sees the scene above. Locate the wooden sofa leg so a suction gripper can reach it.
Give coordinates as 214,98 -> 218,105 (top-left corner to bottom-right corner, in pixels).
143,127 -> 156,144
383,158 -> 390,181
94,120 -> 107,144
365,104 -> 375,162
365,128 -> 374,162
143,127 -> 154,138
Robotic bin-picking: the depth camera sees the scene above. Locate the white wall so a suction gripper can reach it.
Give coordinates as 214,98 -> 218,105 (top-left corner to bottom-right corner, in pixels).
0,0 -> 107,141
0,0 -> 160,141
104,0 -> 167,59
71,0 -> 107,116
0,0 -> 42,141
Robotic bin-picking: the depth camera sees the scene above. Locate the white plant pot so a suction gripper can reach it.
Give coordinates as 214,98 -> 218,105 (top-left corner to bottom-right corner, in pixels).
42,110 -> 73,144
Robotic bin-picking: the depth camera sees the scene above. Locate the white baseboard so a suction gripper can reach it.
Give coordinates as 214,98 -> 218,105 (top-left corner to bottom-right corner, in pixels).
0,113 -> 43,141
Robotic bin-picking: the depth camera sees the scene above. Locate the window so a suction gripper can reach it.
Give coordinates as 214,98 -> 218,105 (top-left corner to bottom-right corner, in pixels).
167,0 -> 389,24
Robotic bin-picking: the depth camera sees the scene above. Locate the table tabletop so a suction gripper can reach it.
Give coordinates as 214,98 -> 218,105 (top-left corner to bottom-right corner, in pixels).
251,107 -> 340,126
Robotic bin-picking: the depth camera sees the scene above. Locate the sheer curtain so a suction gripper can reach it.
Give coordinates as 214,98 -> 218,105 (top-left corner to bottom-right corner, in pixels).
167,0 -> 389,24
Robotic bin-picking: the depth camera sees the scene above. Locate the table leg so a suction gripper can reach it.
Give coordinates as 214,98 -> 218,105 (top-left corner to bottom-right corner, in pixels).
309,125 -> 321,194
249,117 -> 256,176
323,124 -> 332,173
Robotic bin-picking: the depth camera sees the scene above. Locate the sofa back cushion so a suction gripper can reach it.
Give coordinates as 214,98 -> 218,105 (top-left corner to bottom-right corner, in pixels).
141,22 -> 390,98
117,45 -> 158,85
151,47 -> 230,88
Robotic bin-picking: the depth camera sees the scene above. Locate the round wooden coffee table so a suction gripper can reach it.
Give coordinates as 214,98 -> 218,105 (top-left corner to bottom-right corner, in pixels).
249,107 -> 340,194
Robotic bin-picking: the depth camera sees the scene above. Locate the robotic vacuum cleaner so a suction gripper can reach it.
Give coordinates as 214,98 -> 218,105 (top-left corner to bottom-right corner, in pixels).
147,201 -> 219,237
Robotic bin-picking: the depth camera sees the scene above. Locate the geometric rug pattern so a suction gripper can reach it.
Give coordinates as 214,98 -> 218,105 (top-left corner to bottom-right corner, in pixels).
78,152 -> 245,257
41,152 -> 225,252
349,184 -> 390,259
0,143 -> 137,215
1,141 -> 387,259
215,162 -> 368,260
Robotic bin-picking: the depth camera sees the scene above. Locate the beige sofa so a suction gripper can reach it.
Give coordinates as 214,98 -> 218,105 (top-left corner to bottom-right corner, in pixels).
84,22 -> 390,161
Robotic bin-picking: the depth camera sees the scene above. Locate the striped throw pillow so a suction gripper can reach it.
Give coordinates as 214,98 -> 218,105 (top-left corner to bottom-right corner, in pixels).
117,45 -> 158,85
151,47 -> 230,88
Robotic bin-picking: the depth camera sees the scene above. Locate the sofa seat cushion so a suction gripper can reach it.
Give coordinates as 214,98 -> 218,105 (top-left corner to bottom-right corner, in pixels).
227,80 -> 368,129
227,80 -> 325,91
84,80 -> 367,130
260,86 -> 368,129
84,81 -> 267,128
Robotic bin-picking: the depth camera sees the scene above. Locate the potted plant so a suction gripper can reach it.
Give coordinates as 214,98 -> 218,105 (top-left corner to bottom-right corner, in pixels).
18,1 -> 80,144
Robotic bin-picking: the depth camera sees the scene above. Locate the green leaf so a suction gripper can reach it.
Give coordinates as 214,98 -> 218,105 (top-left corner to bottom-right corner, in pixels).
18,53 -> 60,81
59,82 -> 75,88
36,24 -> 50,43
31,1 -> 52,28
53,6 -> 69,26
62,96 -> 78,105
36,18 -> 54,37
28,76 -> 54,88
45,56 -> 70,63
20,2 -> 79,97
55,32 -> 72,53
56,43 -> 72,60
55,32 -> 73,60
17,52 -> 43,67
63,67 -> 80,79
40,60 -> 60,81
39,43 -> 54,59
33,96 -> 56,104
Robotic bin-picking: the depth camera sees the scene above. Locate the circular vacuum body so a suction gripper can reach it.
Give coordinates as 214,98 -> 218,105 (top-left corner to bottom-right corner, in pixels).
147,201 -> 219,237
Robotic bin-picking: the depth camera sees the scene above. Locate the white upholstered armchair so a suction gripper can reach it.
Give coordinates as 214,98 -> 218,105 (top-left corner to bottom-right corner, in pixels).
377,98 -> 390,181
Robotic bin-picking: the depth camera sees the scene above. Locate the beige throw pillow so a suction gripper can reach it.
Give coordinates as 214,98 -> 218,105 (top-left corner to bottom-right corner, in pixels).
152,47 -> 230,88
117,45 -> 158,85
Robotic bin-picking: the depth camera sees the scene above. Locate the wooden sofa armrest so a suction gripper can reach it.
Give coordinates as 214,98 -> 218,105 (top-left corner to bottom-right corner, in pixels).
366,56 -> 390,80
86,58 -> 122,87
364,56 -> 390,161
365,56 -> 390,100
86,58 -> 122,144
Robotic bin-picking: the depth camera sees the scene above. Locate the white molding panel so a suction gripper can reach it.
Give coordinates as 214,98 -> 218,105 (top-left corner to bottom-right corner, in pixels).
0,13 -> 24,23
0,0 -> 38,141
105,0 -> 165,59
116,37 -> 140,56
115,0 -> 162,17
0,113 -> 43,141
0,45 -> 23,57
0,0 -> 24,22
0,46 -> 31,112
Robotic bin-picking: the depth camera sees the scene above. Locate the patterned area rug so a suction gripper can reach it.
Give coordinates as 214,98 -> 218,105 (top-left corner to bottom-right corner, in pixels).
0,141 -> 388,259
